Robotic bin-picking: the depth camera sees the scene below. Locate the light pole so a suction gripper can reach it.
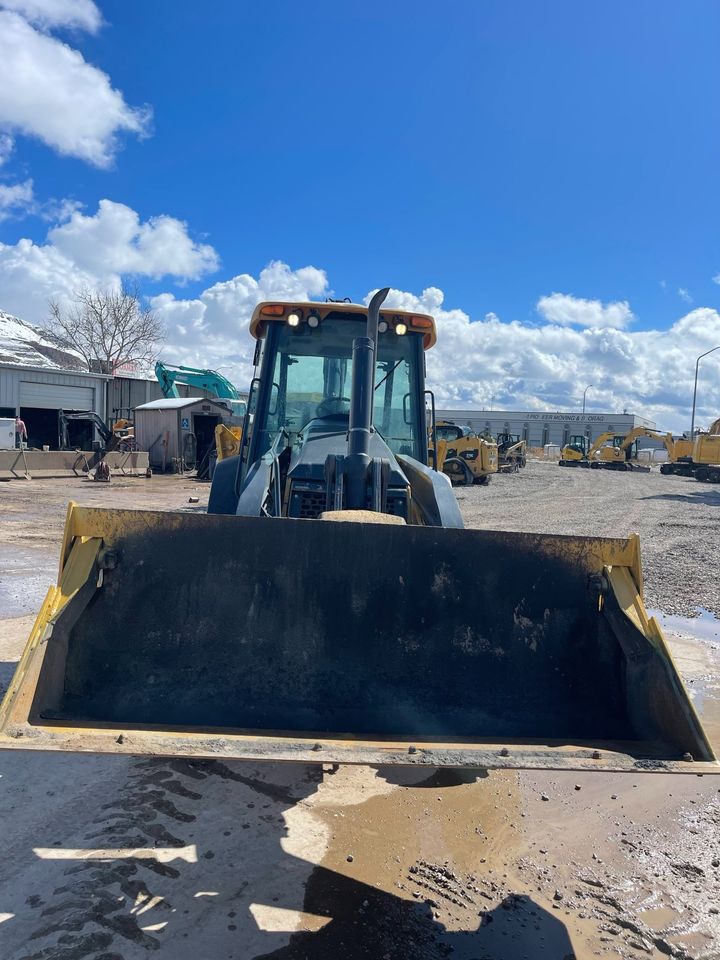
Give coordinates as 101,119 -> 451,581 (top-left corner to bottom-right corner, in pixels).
690,345 -> 720,438
582,384 -> 593,416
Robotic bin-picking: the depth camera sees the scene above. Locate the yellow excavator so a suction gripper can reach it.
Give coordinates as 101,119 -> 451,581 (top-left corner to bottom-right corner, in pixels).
431,420 -> 498,485
560,427 -> 678,472
0,290 -> 716,774
661,416 -> 720,483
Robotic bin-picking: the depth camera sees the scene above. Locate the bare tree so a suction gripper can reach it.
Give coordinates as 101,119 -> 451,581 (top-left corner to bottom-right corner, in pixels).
45,284 -> 165,373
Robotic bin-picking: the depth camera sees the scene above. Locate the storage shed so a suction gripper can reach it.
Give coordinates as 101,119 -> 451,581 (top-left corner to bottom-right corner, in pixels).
134,397 -> 231,471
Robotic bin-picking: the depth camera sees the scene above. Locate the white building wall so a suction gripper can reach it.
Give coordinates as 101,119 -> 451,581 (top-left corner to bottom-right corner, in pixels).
435,410 -> 656,447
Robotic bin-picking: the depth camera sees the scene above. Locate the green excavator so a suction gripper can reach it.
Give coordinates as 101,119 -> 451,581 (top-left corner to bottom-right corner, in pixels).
0,290 -> 715,773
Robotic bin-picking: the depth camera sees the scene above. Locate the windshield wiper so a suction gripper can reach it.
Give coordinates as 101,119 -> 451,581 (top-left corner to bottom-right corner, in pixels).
374,360 -> 402,392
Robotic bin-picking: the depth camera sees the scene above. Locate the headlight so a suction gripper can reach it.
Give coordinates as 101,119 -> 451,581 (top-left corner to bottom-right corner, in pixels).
395,322 -> 407,336
378,320 -> 388,334
307,311 -> 320,328
287,312 -> 301,327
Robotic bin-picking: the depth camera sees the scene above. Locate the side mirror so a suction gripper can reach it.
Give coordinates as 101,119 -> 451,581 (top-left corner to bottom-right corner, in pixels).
268,382 -> 280,417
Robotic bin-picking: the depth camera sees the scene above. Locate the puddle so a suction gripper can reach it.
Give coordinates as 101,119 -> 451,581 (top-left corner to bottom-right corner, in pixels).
638,906 -> 680,931
650,607 -> 720,647
651,607 -> 720,751
0,546 -> 56,619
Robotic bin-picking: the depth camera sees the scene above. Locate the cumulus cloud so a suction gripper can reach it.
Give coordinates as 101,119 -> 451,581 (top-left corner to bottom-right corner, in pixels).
2,233 -> 719,432
150,275 -> 720,434
151,262 -> 329,388
0,178 -> 34,220
0,132 -> 14,166
0,8 -> 149,166
536,292 -> 634,330
0,0 -> 102,32
48,199 -> 219,280
0,199 -> 219,322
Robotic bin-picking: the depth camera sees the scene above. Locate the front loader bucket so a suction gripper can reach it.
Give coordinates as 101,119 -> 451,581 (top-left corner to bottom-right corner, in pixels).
0,504 -> 716,773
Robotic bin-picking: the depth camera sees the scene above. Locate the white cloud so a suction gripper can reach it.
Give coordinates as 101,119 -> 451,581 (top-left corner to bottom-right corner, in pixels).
678,287 -> 693,304
0,0 -> 101,32
151,276 -> 720,435
0,9 -> 149,167
151,262 -> 329,388
48,199 -> 219,280
0,132 -> 14,166
536,292 -> 634,330
713,274 -> 720,286
0,177 -> 34,220
2,235 -> 719,433
0,198 -> 219,322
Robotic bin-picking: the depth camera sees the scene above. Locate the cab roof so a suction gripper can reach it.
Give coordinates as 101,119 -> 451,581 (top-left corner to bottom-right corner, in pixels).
249,300 -> 437,350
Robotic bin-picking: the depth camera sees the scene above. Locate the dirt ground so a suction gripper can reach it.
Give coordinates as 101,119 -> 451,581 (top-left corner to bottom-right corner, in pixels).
0,465 -> 719,960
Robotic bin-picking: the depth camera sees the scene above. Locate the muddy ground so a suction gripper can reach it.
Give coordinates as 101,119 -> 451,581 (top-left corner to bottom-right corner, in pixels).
0,464 -> 719,960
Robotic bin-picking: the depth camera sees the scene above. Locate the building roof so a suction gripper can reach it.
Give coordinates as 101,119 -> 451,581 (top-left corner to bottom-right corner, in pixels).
135,397 -> 228,411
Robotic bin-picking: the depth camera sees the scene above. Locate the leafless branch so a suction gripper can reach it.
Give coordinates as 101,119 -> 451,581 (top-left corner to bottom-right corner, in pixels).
44,284 -> 165,373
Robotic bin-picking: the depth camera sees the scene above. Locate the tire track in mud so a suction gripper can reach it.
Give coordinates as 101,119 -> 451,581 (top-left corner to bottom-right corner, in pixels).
12,759 -> 321,960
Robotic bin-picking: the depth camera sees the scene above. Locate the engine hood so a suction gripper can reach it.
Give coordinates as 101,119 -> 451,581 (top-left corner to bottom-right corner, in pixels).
286,416 -> 410,488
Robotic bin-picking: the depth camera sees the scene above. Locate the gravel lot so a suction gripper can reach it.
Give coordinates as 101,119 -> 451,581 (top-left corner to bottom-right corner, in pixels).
0,465 -> 718,960
459,460 -> 720,618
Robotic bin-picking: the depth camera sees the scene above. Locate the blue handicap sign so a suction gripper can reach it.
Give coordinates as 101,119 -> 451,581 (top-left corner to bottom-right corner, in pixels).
181,417 -> 189,428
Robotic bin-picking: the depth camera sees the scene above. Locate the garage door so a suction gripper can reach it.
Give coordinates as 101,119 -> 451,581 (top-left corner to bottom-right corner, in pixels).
20,382 -> 95,410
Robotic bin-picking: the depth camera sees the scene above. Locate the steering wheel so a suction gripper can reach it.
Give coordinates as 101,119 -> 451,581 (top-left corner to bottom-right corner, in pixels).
316,396 -> 351,417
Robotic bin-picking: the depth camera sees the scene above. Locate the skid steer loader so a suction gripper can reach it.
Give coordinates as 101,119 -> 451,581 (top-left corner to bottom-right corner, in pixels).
431,420 -> 498,485
0,290 -> 716,773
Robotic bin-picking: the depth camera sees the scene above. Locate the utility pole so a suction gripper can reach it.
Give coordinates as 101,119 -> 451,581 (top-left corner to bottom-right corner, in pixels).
582,384 -> 593,416
690,346 -> 720,438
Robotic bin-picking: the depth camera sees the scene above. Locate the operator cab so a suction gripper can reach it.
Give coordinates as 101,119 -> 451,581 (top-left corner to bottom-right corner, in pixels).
434,422 -> 474,444
566,434 -> 589,455
253,315 -> 425,461
208,300 -> 440,520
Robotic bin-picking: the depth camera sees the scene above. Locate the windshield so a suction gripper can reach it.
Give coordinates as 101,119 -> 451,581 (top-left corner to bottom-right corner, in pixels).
257,317 -> 422,458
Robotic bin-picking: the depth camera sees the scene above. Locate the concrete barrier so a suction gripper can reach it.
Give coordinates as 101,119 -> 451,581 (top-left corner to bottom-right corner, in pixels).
0,449 -> 150,480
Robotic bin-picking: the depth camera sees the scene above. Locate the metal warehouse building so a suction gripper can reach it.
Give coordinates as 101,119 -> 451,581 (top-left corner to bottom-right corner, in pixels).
435,409 -> 657,448
0,362 -> 110,450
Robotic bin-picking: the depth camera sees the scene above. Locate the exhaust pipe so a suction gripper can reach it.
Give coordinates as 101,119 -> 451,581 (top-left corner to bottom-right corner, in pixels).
345,287 -> 389,509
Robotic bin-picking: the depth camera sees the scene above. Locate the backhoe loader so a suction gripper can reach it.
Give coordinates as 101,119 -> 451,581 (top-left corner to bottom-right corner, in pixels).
431,420 -> 498,485
0,290 -> 716,773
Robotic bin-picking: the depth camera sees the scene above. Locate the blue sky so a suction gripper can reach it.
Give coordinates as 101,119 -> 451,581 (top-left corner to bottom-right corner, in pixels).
1,0 -> 719,428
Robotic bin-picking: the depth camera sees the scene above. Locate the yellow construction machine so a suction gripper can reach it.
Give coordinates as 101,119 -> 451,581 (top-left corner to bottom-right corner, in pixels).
431,420 -> 498,485
0,290 -> 716,774
560,427 -> 677,472
661,416 -> 720,483
496,432 -> 527,472
214,423 -> 242,462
